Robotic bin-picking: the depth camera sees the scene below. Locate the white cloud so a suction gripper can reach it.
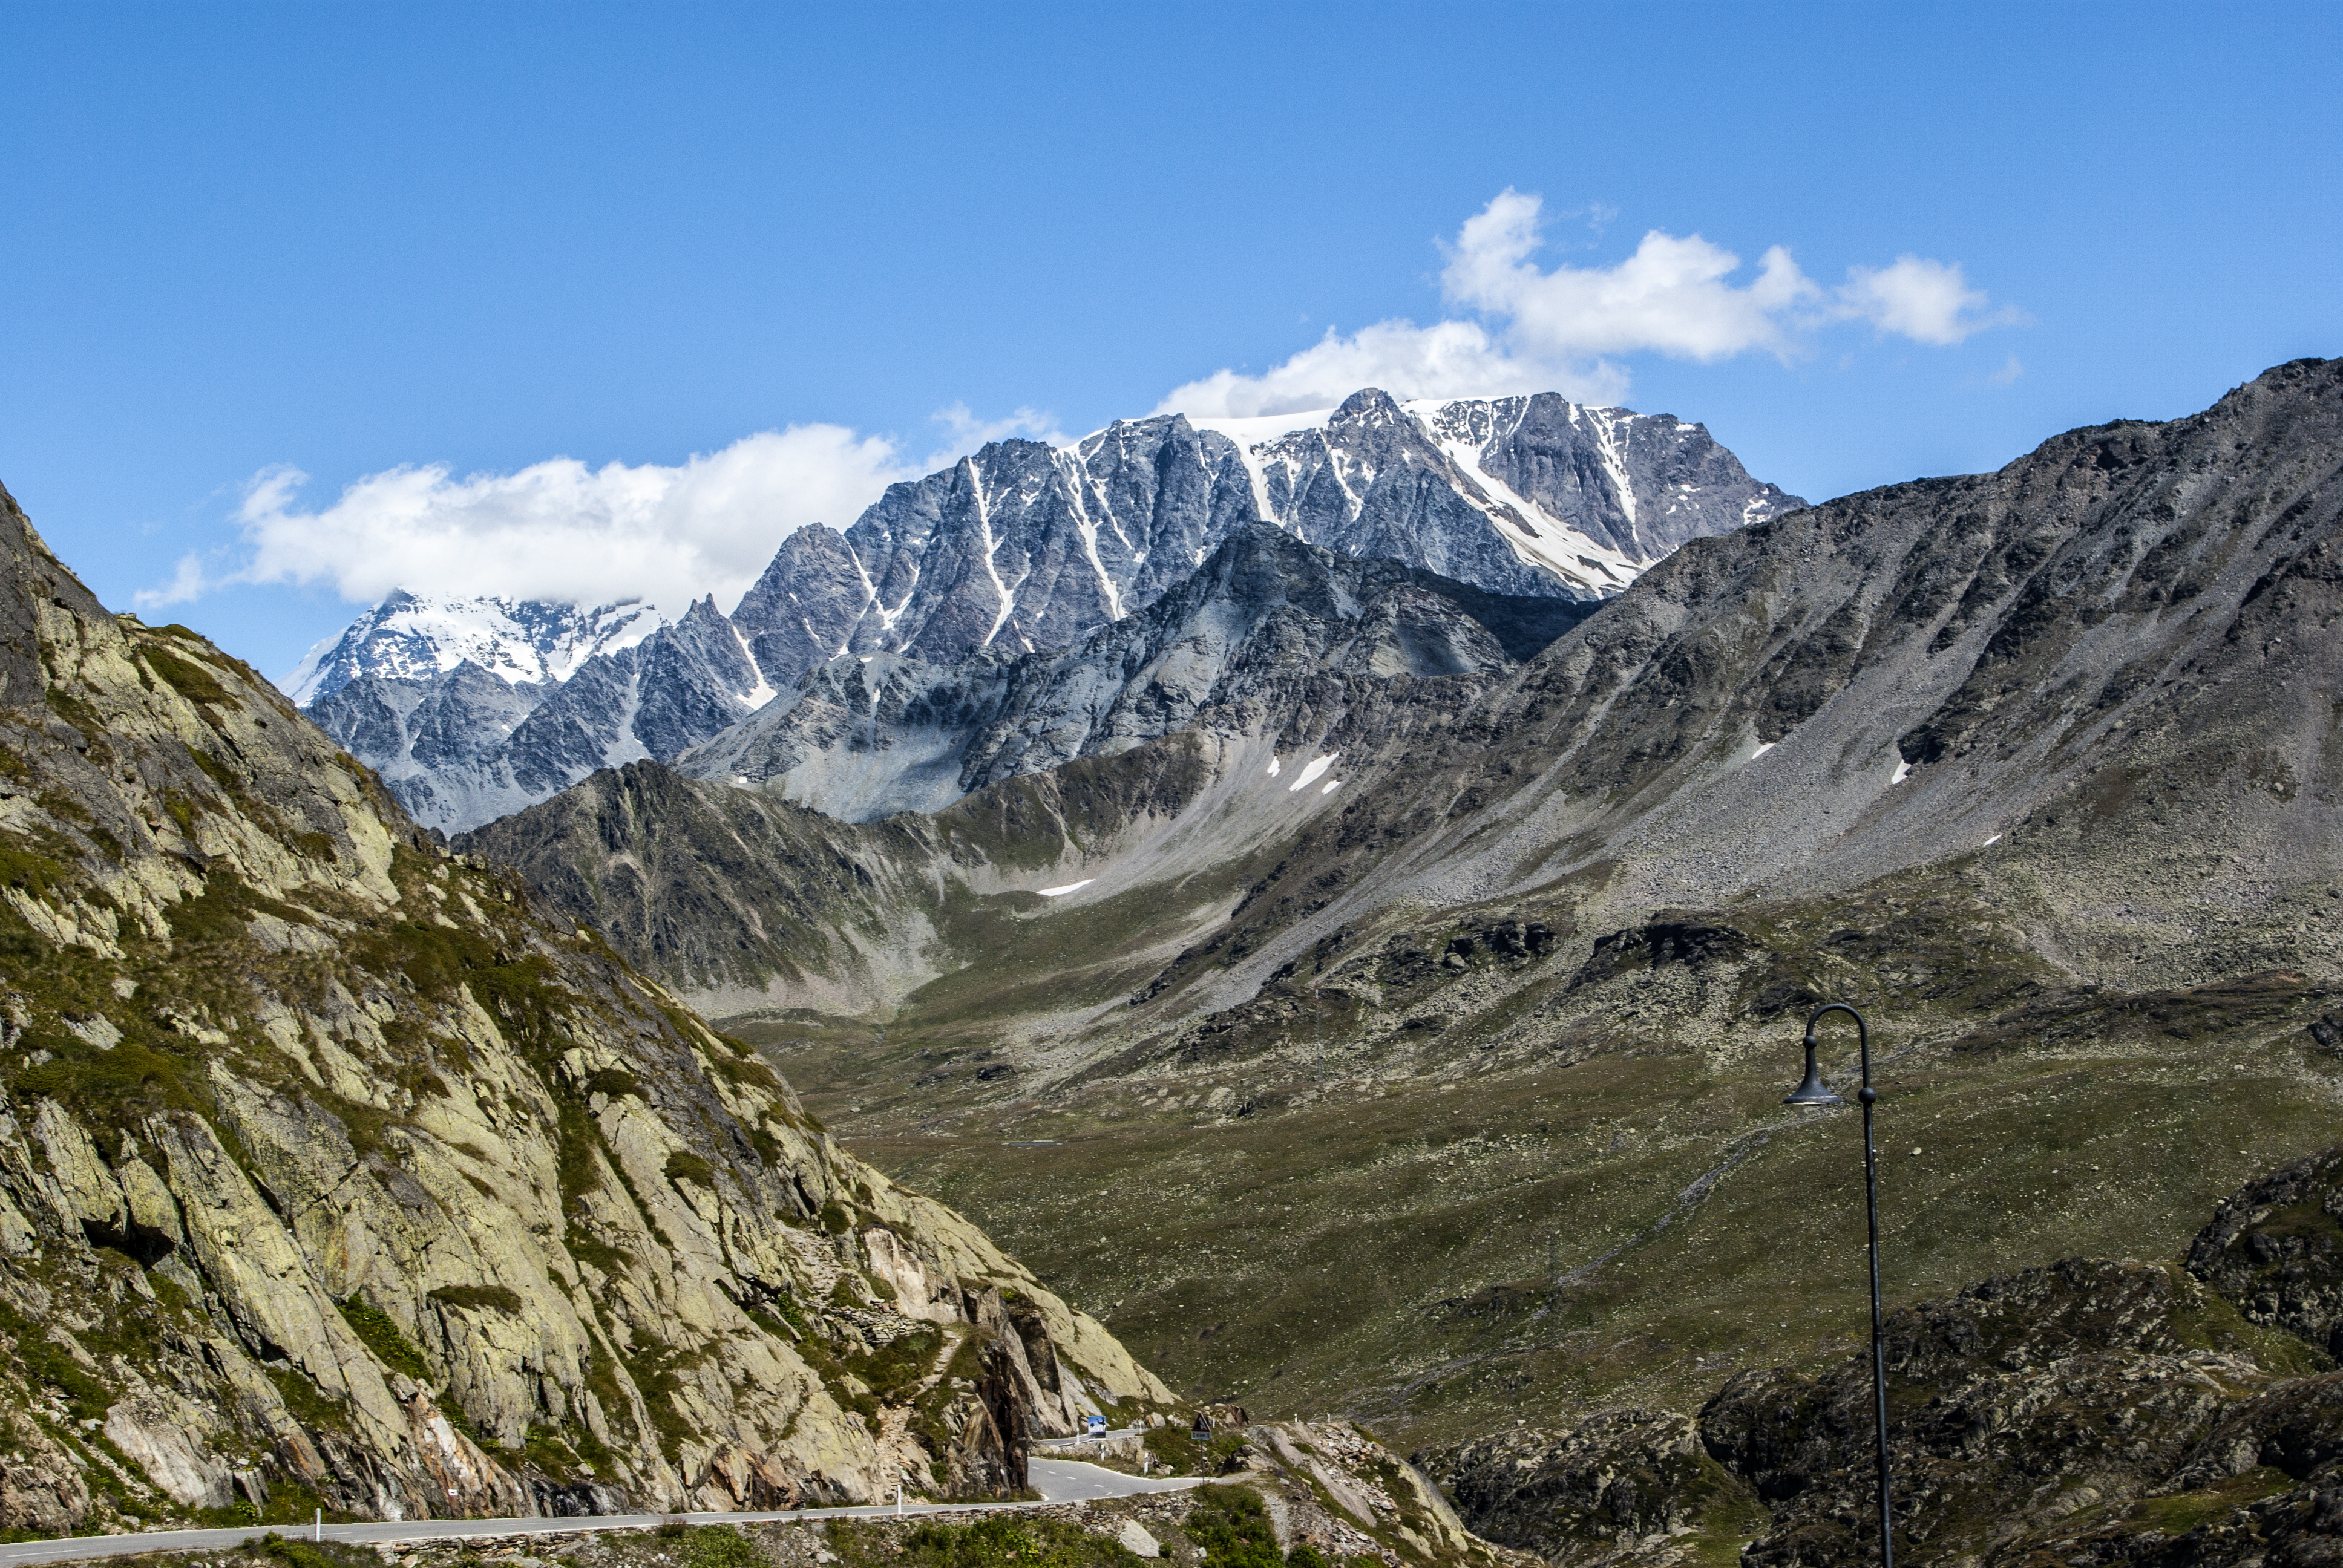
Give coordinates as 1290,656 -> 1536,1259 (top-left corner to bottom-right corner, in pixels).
1833,254 -> 2015,345
929,402 -> 1072,454
136,552 -> 211,612
1441,189 -> 1821,362
1150,318 -> 1624,420
1158,189 -> 2018,417
139,425 -> 909,617
139,403 -> 1067,618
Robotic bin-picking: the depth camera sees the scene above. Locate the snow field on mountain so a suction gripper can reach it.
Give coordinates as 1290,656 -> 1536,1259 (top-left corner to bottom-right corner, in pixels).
287,590 -> 667,704
1288,753 -> 1338,792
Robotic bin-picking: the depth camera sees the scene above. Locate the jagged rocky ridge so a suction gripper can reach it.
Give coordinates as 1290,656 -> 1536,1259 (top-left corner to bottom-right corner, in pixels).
306,391 -> 1797,831
1424,1149 -> 2343,1568
0,480 -> 1173,1538
807,390 -> 1794,667
676,524 -> 1596,822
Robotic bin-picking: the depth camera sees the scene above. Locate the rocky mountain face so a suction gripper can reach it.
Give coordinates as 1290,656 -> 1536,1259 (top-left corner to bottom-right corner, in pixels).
450,734 -> 1236,1020
459,359 -> 2343,1465
477,355 -> 2343,1026
452,524 -> 1599,1009
0,481 -> 1172,1540
675,524 -> 1596,822
307,596 -> 774,834
750,392 -> 1790,679
1426,1151 -> 2343,1568
304,391 -> 1797,831
287,591 -> 667,707
1127,354 -> 2343,1016
807,391 -> 1793,673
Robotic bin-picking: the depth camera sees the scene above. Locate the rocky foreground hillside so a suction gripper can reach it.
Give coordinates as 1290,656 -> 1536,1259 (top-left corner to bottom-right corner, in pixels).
461,359 -> 2343,1460
0,482 -> 1172,1538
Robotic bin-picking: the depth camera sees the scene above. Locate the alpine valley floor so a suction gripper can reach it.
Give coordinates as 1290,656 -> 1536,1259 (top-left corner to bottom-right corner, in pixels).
721,867 -> 2343,1452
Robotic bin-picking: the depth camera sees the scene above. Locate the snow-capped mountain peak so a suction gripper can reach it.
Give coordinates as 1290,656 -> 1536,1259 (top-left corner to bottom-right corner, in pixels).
1115,390 -> 1788,601
301,384 -> 1800,834
284,590 -> 667,705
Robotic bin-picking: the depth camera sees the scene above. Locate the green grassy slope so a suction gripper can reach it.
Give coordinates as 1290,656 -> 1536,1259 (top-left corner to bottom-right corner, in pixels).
733,863 -> 2343,1449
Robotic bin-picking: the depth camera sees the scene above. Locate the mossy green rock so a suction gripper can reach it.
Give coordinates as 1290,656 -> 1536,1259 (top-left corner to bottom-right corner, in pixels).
1425,1187 -> 2343,1568
0,481 -> 1172,1534
2186,1148 -> 2343,1359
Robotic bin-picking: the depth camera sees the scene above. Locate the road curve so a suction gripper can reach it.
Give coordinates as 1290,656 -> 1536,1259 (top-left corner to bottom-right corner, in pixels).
1029,1459 -> 1195,1503
0,1460 -> 1202,1568
1033,1426 -> 1147,1451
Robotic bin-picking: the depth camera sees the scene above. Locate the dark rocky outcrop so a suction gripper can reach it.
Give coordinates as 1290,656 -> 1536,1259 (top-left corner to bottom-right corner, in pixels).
975,1337 -> 1033,1494
1565,920 -> 1754,991
2187,1148 -> 2343,1360
1424,1411 -> 1752,1563
1428,1158 -> 2343,1568
1699,1256 -> 2298,1567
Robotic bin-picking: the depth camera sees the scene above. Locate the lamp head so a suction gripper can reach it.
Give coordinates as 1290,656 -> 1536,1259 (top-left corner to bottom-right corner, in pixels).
1784,1031 -> 1843,1107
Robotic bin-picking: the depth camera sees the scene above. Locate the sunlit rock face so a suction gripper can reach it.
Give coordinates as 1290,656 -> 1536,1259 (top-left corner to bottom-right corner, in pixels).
0,480 -> 1170,1534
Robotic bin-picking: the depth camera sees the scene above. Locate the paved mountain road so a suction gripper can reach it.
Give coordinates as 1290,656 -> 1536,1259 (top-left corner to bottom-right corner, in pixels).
0,1460 -> 1201,1567
1033,1426 -> 1145,1450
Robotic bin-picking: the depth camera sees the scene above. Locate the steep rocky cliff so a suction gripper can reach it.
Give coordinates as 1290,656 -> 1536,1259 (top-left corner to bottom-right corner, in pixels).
0,482 -> 1170,1537
761,390 -> 1794,676
673,524 -> 1594,822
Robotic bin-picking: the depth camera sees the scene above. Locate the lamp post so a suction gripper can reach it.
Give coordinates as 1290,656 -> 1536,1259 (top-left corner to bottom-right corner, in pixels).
1783,1002 -> 1894,1568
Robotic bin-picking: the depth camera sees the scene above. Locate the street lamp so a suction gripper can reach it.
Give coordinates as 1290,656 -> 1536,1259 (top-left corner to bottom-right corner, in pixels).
1783,1002 -> 1894,1568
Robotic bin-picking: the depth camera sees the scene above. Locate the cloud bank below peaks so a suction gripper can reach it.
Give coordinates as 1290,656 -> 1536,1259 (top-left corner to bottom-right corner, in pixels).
140,410 -> 1066,621
1156,189 -> 2022,419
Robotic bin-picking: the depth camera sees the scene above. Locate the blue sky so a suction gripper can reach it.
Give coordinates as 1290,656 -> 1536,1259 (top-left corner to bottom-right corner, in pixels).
4,1 -> 2339,681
